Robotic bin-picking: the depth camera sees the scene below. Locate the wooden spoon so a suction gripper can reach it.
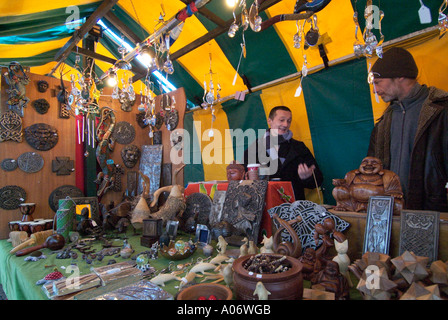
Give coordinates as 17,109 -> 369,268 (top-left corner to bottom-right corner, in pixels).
15,234 -> 65,257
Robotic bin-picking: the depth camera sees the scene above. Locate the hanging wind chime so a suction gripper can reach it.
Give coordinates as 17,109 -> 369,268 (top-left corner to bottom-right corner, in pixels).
352,0 -> 385,58
202,48 -> 221,137
67,52 -> 102,150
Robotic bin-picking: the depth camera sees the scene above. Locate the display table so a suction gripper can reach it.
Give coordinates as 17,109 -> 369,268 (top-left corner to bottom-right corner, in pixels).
0,231 -> 207,300
184,181 -> 296,239
330,210 -> 448,261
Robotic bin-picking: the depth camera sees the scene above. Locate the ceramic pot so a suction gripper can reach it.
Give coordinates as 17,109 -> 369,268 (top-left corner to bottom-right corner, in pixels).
177,283 -> 233,300
233,253 -> 303,300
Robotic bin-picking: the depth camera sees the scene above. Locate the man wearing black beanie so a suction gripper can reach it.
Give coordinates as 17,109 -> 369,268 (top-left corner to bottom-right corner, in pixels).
367,47 -> 448,212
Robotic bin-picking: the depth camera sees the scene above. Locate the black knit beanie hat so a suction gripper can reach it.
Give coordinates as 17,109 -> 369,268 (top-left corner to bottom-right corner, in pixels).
371,47 -> 418,79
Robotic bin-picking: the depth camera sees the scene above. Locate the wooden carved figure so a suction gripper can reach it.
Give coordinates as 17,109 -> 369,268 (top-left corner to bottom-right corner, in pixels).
260,235 -> 274,253
332,156 -> 404,215
332,239 -> 352,287
314,217 -> 346,265
272,213 -> 302,258
253,281 -> 271,300
312,260 -> 350,300
226,161 -> 246,181
217,235 -> 228,255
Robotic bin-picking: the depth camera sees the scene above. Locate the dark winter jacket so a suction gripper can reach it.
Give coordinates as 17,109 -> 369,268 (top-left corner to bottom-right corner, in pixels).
368,86 -> 448,212
243,134 -> 323,201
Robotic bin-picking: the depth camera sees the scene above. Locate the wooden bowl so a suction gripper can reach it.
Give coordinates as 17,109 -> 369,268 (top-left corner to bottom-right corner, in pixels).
233,253 -> 303,300
177,283 -> 233,300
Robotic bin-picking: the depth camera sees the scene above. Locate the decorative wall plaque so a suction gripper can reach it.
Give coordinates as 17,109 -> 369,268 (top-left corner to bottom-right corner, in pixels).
399,210 -> 440,263
121,144 -> 141,168
0,185 -> 26,210
36,80 -> 49,93
0,110 -> 23,142
363,196 -> 394,255
32,99 -> 50,114
48,185 -> 84,212
24,123 -> 59,151
138,145 -> 163,197
182,193 -> 213,229
136,111 -> 148,128
221,180 -> 268,245
1,158 -> 18,171
164,109 -> 179,131
155,112 -> 164,130
118,90 -> 136,112
18,152 -> 44,173
268,200 -> 350,252
52,157 -> 75,175
112,121 -> 135,145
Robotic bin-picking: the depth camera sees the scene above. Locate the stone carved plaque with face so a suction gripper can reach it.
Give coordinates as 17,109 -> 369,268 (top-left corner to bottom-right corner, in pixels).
121,144 -> 141,168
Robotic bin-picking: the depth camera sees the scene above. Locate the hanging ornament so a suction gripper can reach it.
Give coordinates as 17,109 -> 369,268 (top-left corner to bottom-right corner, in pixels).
163,34 -> 175,74
293,20 -> 304,49
353,0 -> 385,58
439,0 -> 448,38
228,9 -> 239,38
249,0 -> 262,32
295,55 -> 308,97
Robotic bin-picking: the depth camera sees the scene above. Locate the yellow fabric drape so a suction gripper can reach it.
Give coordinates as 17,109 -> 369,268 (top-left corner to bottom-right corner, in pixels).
192,106 -> 233,182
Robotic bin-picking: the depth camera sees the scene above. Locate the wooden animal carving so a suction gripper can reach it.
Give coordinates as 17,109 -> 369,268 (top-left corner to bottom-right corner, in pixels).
253,281 -> 271,300
149,165 -> 186,224
272,213 -> 302,258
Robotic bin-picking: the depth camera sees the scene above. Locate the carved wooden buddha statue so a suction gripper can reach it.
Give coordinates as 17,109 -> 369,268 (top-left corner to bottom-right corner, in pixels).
332,156 -> 404,215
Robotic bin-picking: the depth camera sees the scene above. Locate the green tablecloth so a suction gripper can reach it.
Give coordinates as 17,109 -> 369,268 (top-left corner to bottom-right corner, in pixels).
0,231 -> 362,300
0,231 -> 204,300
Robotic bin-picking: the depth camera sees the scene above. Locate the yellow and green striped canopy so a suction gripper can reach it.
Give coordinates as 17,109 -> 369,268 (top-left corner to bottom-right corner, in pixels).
1,0 -> 448,203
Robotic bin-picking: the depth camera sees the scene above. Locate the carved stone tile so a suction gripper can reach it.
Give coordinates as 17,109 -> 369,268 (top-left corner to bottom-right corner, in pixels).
399,210 -> 440,263
363,196 -> 394,255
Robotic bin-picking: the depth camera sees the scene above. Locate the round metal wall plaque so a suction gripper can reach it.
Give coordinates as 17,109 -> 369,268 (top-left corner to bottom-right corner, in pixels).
0,185 -> 26,210
18,152 -> 44,173
24,123 -> 59,151
48,185 -> 84,212
1,158 -> 18,171
112,121 -> 135,145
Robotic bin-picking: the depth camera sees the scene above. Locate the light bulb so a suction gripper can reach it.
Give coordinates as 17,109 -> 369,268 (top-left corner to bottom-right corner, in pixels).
226,0 -> 238,8
107,73 -> 118,87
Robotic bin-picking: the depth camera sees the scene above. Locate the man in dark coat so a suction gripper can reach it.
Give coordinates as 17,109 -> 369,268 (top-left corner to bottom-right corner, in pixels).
243,106 -> 323,200
367,47 -> 448,212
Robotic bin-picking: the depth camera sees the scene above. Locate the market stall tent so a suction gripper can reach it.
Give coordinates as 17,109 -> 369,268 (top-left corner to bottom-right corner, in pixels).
1,0 -> 448,207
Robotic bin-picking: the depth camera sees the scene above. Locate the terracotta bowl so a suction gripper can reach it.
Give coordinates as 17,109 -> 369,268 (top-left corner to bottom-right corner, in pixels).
177,283 -> 233,300
232,253 -> 303,300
